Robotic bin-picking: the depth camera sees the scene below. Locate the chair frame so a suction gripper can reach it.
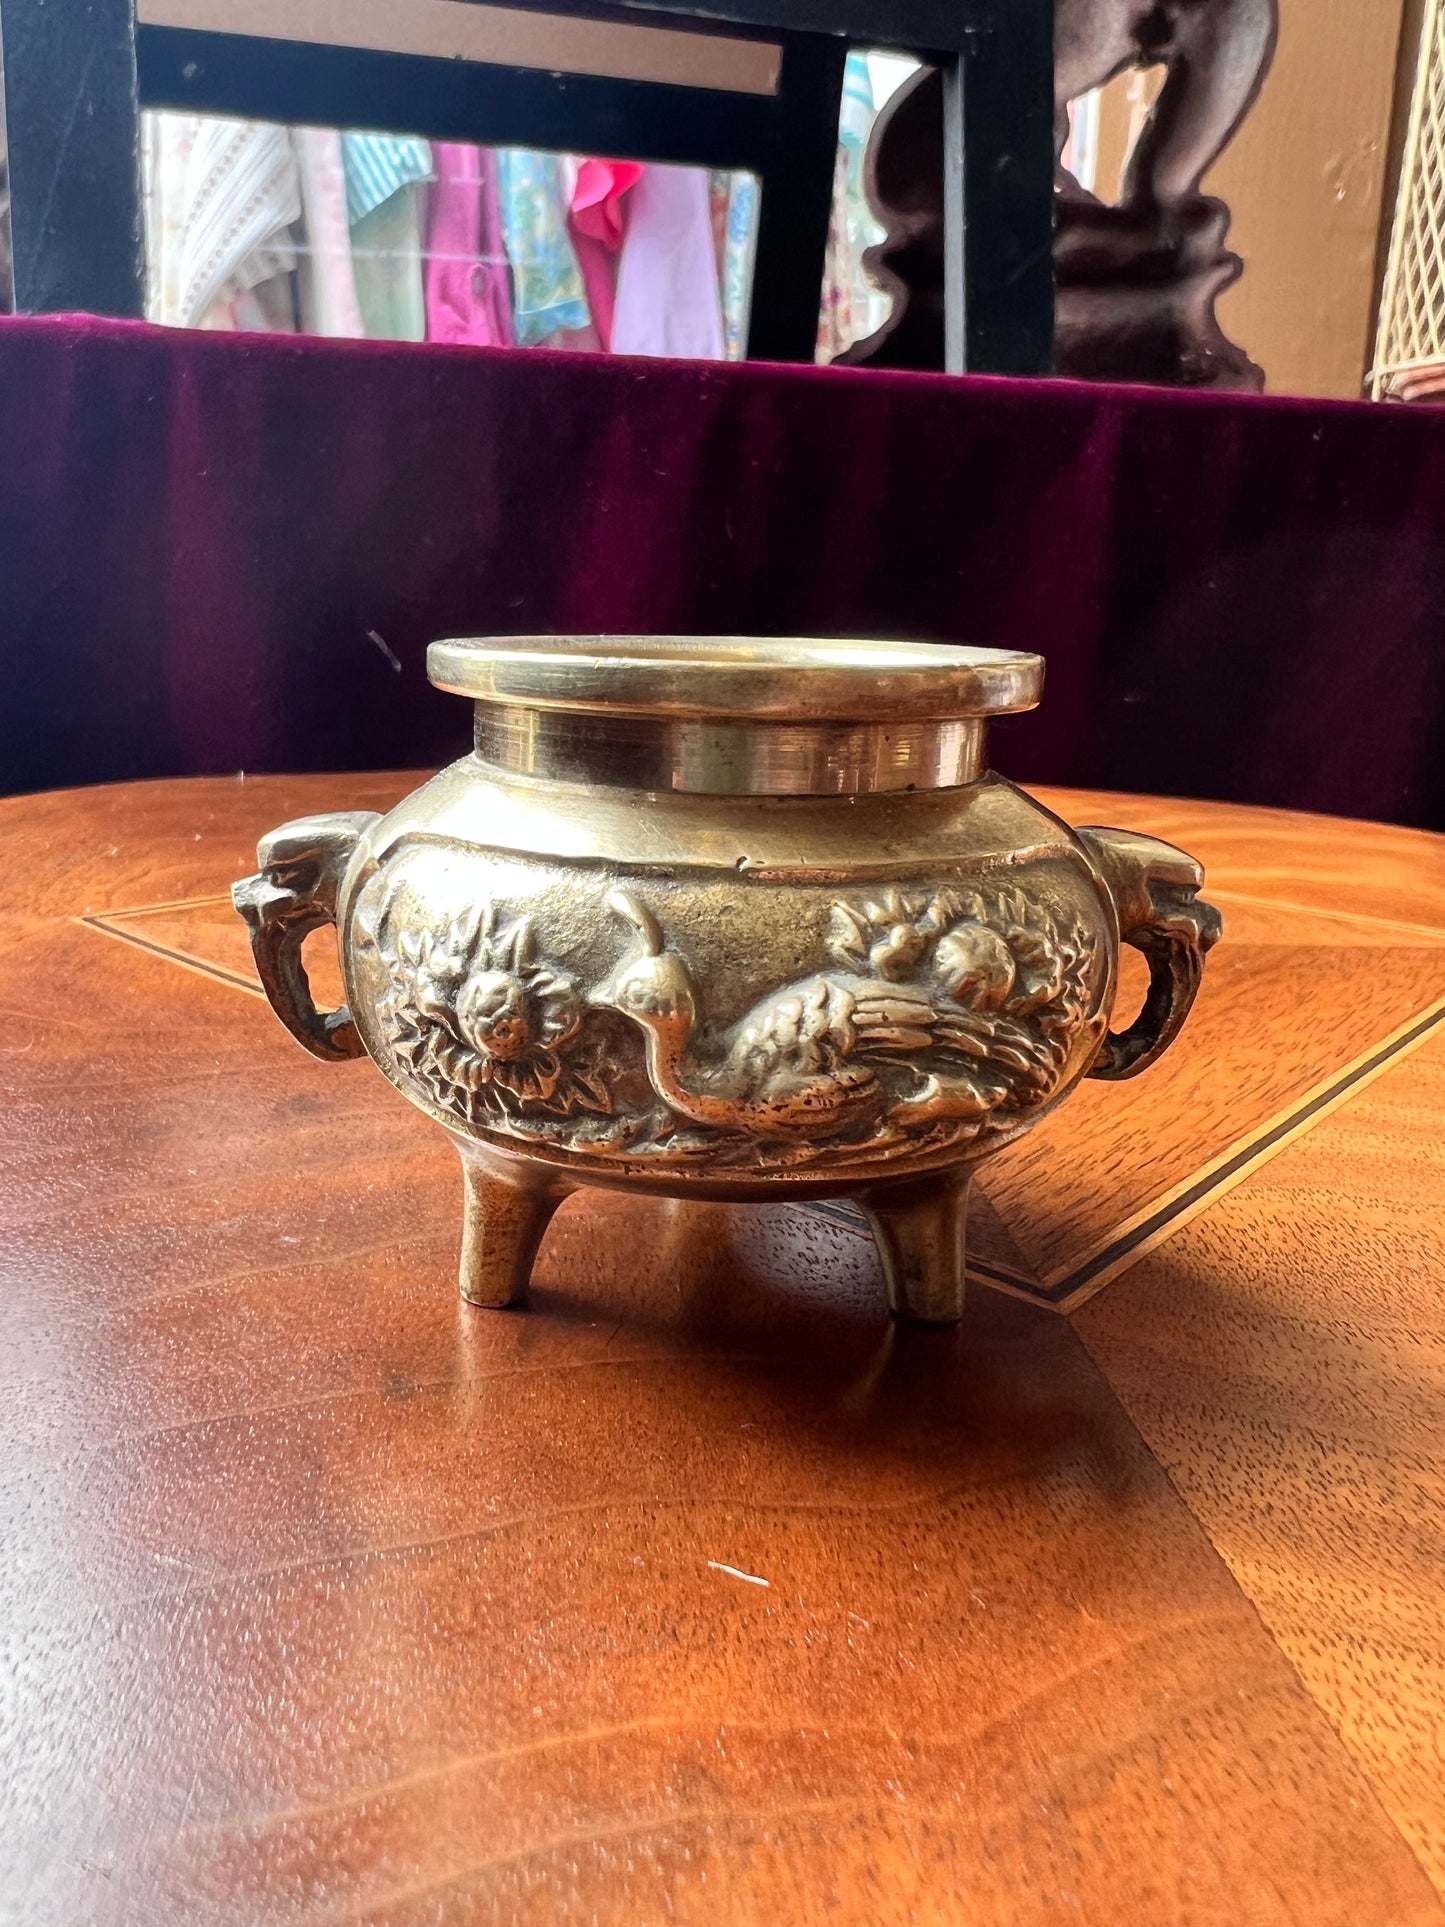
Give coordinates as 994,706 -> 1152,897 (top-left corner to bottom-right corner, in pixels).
0,0 -> 1053,372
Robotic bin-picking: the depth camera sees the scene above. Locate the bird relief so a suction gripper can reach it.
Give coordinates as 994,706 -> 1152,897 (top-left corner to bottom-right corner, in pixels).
598,886 -> 1095,1149
376,880 -> 1098,1163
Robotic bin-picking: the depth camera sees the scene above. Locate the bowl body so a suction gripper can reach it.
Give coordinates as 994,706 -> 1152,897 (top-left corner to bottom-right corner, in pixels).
336,755 -> 1116,1198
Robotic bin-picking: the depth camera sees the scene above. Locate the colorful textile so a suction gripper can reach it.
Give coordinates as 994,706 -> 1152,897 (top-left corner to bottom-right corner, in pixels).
568,158 -> 642,350
1383,361 -> 1445,402
818,51 -> 885,361
496,150 -> 591,346
293,128 -> 366,339
0,155 -> 9,315
341,133 -> 432,225
720,172 -> 759,362
424,144 -> 515,349
351,183 -> 427,342
142,112 -> 299,328
708,170 -> 731,276
816,146 -> 855,363
611,165 -> 724,361
227,277 -> 297,332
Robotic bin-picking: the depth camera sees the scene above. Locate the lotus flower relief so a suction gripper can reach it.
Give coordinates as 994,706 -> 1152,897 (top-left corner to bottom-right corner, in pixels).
381,905 -> 612,1120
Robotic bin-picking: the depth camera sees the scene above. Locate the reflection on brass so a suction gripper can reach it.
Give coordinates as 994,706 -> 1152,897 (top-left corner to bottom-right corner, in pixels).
234,636 -> 1221,1327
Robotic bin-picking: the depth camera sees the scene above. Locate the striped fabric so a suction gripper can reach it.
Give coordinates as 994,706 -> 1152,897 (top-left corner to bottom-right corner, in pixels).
145,114 -> 301,328
341,133 -> 433,225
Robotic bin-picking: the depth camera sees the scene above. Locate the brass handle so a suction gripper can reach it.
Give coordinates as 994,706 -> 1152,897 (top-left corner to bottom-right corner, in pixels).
232,811 -> 381,1062
1077,825 -> 1222,1081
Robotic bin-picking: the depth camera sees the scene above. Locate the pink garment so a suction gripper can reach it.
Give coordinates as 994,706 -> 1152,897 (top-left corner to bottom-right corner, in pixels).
611,165 -> 724,361
425,143 -> 514,348
568,158 -> 642,351
292,128 -> 365,339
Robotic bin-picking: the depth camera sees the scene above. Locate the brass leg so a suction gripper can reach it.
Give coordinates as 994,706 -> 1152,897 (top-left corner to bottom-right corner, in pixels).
457,1155 -> 569,1309
858,1170 -> 972,1326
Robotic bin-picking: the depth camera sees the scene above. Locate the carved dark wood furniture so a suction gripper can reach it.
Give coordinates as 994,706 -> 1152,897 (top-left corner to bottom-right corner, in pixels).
847,0 -> 1277,386
0,0 -> 1054,372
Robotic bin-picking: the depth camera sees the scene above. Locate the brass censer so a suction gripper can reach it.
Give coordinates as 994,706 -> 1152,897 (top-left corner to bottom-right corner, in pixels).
235,637 -> 1221,1324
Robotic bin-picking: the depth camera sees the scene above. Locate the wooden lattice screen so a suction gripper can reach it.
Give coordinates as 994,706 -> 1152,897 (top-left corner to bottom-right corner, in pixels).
1373,0 -> 1445,399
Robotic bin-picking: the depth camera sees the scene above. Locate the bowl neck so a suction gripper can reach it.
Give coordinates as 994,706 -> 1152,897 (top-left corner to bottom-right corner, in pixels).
471,700 -> 986,797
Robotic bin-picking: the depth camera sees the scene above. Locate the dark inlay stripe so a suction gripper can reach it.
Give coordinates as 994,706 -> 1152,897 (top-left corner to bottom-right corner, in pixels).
79,916 -> 263,996
79,911 -> 1445,1311
803,995 -> 1445,1310
1047,996 -> 1445,1304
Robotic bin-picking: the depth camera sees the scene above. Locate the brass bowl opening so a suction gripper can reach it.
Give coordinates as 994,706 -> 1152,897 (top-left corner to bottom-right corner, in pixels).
430,635 -> 1044,798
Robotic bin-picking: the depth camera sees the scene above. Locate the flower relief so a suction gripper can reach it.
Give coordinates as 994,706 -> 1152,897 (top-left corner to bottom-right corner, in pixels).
373,877 -> 1095,1154
381,904 -> 612,1121
825,885 -> 1092,1103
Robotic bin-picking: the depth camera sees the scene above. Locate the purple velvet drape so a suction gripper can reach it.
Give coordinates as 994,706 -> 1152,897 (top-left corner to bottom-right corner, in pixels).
3,314 -> 1444,827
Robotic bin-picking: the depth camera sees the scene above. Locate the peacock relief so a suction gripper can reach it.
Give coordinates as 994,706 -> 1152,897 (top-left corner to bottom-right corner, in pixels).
597,886 -> 1099,1154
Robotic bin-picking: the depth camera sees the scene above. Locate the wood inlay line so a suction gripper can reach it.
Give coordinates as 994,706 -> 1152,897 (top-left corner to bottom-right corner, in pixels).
75,915 -> 266,998
17,775 -> 1445,1922
1209,887 -> 1445,944
812,993 -> 1445,1313
97,891 -> 237,919
798,1199 -> 1043,1297
1044,990 -> 1445,1308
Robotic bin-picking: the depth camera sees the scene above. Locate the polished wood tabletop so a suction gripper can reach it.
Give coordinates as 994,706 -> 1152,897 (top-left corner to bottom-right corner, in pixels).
3,773 -> 1444,1927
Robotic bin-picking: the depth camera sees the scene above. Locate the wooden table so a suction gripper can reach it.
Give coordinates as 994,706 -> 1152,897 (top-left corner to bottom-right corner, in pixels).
4,773 -> 1444,1926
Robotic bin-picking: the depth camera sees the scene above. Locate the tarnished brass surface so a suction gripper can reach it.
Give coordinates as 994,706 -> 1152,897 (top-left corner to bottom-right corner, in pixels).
428,634 -> 1045,721
442,636 -> 1039,798
234,636 -> 1221,1328
470,702 -> 986,796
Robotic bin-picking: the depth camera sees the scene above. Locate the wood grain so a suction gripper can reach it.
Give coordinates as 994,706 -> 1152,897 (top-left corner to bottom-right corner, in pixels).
1077,1023 -> 1445,1899
1,774 -> 1443,1925
978,895 -> 1445,1292
1042,788 -> 1445,935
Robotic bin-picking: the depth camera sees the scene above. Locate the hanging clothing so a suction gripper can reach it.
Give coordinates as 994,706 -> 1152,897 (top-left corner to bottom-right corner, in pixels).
1384,364 -> 1445,402
0,154 -> 10,316
341,133 -> 430,342
720,172 -> 759,361
611,165 -> 724,361
568,158 -> 642,351
341,132 -> 432,225
350,184 -> 427,342
708,171 -> 731,273
818,52 -> 885,360
227,276 -> 297,332
143,112 -> 300,328
496,150 -> 592,346
293,128 -> 366,338
424,143 -> 515,349
817,145 -> 855,363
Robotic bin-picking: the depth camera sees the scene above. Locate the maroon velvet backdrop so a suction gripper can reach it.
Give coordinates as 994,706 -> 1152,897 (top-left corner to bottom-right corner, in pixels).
4,314 -> 1444,827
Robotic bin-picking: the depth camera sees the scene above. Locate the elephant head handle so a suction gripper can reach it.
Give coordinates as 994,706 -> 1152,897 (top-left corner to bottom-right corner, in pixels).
232,811 -> 381,1062
1077,826 -> 1223,1080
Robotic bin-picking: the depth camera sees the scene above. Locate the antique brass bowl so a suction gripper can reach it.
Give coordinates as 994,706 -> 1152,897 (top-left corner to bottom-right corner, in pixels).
234,636 -> 1220,1324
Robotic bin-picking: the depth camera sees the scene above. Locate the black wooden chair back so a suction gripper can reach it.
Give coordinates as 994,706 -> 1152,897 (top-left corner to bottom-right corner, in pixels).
0,0 -> 1053,372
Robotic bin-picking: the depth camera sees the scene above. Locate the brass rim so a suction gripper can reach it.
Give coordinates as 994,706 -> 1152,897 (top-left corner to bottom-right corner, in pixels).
427,635 -> 1044,722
